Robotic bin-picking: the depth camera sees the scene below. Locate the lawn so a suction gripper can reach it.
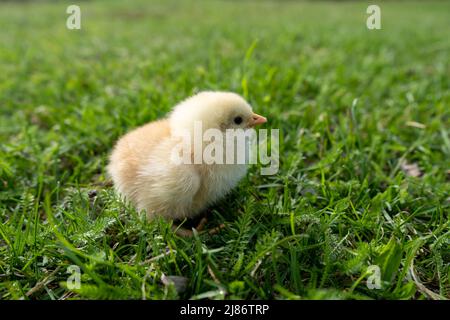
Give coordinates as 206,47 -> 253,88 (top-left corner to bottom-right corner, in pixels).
0,0 -> 449,300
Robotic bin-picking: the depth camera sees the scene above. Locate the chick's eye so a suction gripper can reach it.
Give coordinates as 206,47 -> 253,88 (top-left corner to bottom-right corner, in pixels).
233,116 -> 243,125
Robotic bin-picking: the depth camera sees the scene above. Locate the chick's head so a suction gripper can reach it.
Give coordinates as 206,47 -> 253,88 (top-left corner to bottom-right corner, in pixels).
170,91 -> 266,136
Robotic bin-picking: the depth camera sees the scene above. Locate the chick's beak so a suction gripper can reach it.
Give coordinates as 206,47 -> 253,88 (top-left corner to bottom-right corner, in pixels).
249,113 -> 267,127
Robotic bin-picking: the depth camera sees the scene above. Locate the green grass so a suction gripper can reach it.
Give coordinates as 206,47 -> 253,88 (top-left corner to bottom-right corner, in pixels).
0,0 -> 449,300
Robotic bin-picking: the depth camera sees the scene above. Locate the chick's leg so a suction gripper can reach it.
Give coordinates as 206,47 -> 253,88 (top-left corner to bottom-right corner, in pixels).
195,217 -> 208,231
172,217 -> 207,237
195,217 -> 226,235
172,225 -> 194,237
172,217 -> 228,237
207,223 -> 226,235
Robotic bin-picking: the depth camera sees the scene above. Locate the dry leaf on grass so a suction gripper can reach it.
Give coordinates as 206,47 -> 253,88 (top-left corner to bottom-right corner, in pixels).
401,160 -> 422,177
406,121 -> 426,129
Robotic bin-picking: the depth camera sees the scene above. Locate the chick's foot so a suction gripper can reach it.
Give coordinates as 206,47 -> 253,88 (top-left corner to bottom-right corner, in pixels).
172,217 -> 224,237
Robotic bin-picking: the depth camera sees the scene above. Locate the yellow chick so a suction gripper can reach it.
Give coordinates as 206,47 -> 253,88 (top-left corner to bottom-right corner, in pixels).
107,91 -> 267,227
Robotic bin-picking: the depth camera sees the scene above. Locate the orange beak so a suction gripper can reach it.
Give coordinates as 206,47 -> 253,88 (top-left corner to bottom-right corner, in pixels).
249,113 -> 267,127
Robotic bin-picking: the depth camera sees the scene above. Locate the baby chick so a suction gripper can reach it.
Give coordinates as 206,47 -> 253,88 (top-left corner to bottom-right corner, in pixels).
107,91 -> 267,231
